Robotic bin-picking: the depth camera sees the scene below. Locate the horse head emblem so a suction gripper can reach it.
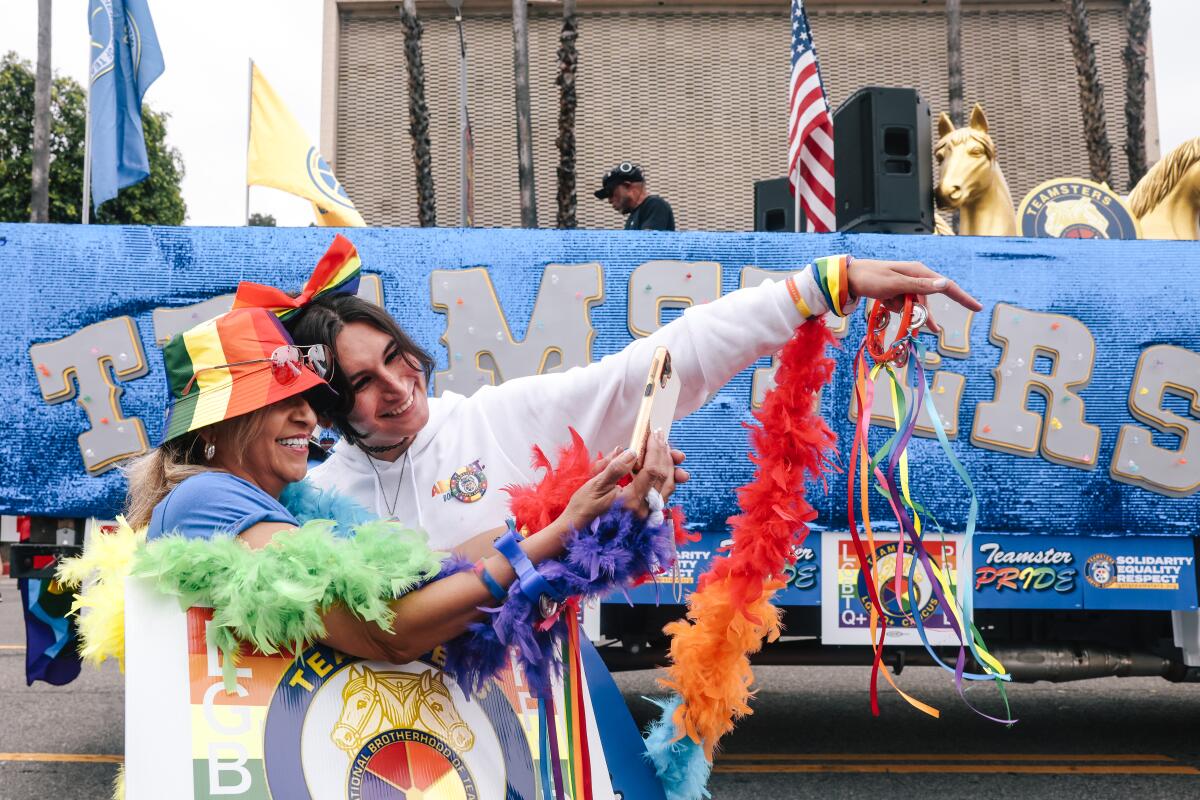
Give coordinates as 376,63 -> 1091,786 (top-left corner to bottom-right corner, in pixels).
330,665 -> 475,754
416,668 -> 475,752
332,664 -> 384,754
1044,197 -> 1110,238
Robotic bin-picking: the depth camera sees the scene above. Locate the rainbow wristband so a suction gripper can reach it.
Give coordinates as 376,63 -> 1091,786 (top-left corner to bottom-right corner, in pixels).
813,255 -> 851,316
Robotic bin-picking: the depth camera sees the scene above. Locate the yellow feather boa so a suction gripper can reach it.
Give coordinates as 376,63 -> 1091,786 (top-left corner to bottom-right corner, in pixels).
56,518 -> 143,672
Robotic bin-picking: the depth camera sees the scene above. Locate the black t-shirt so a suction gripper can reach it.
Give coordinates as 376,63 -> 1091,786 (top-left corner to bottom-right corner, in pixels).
625,195 -> 676,231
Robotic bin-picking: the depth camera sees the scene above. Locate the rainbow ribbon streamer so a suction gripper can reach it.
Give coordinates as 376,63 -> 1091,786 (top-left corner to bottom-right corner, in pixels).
536,605 -> 594,800
563,606 -> 593,800
848,301 -> 1016,724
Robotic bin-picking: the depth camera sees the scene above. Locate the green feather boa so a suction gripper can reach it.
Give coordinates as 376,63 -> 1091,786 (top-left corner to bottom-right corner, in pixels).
134,519 -> 444,690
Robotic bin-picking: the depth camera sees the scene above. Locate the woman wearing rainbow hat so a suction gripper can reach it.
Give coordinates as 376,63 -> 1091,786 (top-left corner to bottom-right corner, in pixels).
65,299 -> 682,798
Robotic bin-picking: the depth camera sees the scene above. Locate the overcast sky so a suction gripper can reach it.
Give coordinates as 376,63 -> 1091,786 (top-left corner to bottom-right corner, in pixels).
3,1 -> 1198,227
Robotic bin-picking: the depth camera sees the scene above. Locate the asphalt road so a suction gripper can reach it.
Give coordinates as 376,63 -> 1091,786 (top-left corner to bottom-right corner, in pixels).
2,575 -> 1199,799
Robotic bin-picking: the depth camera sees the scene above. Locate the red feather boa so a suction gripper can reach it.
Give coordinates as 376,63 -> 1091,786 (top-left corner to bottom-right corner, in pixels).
503,428 -> 691,550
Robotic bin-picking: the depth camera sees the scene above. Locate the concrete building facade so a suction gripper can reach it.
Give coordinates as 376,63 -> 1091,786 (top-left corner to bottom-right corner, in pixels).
321,0 -> 1157,231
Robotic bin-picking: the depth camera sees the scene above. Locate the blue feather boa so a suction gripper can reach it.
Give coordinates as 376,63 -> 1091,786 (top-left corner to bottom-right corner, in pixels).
642,696 -> 713,800
280,479 -> 375,530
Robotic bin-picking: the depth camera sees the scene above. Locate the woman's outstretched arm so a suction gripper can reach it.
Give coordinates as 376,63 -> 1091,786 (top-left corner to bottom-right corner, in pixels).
240,437 -> 676,663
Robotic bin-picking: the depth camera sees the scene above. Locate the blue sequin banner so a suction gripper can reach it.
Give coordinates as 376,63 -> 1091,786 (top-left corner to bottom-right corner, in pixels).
1,224 -> 1197,538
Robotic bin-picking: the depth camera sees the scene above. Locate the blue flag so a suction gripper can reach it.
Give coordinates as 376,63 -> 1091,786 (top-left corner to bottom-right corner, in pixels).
18,577 -> 82,686
87,0 -> 165,208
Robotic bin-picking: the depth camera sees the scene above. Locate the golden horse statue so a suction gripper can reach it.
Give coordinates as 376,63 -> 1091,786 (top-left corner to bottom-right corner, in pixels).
935,103 -> 1017,236
331,664 -> 475,755
1128,136 -> 1200,240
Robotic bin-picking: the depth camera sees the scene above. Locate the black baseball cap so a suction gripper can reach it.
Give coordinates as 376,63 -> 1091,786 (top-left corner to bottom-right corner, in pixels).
594,161 -> 645,199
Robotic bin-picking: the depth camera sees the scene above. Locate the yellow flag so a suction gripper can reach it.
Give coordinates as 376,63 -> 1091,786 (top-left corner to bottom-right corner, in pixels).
246,62 -> 366,227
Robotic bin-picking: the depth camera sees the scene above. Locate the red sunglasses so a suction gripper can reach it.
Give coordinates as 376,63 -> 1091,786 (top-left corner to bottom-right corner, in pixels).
182,344 -> 332,397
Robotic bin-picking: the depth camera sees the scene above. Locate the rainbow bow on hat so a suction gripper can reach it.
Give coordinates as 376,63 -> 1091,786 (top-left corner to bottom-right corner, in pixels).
234,234 -> 362,321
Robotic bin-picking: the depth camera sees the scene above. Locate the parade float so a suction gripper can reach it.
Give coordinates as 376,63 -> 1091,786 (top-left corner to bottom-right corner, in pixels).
4,115 -> 1199,798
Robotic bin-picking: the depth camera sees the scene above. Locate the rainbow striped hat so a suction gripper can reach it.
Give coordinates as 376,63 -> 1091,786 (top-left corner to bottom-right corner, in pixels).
161,307 -> 335,442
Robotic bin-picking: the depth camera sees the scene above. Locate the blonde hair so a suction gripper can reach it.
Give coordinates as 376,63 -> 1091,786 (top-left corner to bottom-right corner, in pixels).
123,410 -> 271,529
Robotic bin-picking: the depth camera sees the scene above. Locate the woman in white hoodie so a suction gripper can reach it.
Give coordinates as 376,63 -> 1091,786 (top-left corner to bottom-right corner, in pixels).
272,250 -> 979,551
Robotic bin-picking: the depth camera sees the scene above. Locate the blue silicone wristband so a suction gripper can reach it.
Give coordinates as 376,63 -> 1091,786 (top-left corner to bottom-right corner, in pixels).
474,560 -> 507,602
494,529 -> 558,603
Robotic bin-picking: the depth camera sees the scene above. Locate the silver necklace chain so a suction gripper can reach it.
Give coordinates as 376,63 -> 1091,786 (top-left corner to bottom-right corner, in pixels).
365,449 -> 408,519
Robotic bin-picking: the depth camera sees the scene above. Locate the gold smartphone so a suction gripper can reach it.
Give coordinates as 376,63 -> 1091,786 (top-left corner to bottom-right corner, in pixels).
629,346 -> 681,470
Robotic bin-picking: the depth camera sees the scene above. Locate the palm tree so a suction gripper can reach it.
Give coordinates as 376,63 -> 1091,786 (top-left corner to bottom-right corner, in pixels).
555,0 -> 578,228
512,0 -> 538,227
1064,0 -> 1113,185
946,0 -> 963,127
1123,0 -> 1151,189
401,0 -> 436,226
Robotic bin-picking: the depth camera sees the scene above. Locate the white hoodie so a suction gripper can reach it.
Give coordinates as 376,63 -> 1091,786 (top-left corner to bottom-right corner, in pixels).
307,266 -> 848,549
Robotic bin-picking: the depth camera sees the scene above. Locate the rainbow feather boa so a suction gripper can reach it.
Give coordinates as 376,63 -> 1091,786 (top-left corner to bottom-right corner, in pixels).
644,318 -> 837,800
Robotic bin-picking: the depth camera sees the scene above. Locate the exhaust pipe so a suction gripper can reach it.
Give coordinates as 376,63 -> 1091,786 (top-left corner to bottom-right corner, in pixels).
987,645 -> 1174,682
602,640 -> 1200,682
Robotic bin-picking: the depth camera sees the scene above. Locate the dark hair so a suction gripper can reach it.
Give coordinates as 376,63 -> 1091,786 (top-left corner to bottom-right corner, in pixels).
286,293 -> 434,444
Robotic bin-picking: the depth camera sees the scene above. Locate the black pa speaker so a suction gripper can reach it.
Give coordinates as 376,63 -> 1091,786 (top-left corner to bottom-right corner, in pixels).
833,87 -> 933,234
753,177 -> 802,232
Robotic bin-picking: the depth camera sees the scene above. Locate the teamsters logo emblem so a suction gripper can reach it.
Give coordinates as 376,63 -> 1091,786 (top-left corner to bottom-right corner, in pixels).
1084,553 -> 1117,588
433,460 -> 488,503
1017,178 -> 1141,239
262,646 -> 535,799
337,667 -> 477,798
857,542 -> 940,628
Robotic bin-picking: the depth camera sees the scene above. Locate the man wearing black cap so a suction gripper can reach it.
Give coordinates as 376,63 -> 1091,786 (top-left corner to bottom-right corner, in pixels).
594,162 -> 676,231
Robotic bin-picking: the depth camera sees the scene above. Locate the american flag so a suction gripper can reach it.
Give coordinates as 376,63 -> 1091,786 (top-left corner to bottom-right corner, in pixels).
788,0 -> 835,232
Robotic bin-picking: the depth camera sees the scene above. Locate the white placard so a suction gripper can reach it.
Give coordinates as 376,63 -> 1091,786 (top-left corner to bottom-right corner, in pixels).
820,531 -> 971,647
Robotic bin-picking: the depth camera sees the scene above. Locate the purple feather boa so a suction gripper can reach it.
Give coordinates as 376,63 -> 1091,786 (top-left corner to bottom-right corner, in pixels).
442,502 -> 675,699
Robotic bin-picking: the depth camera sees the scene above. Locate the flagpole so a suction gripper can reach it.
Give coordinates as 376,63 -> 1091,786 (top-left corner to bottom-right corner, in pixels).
82,60 -> 92,225
453,3 -> 473,227
244,58 -> 253,225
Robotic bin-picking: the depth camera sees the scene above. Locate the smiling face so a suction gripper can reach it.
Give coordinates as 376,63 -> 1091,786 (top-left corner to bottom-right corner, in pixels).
205,395 -> 316,498
335,321 -> 430,450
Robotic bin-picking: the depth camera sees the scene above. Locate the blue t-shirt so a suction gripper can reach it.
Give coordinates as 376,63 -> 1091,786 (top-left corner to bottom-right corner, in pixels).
147,471 -> 299,541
